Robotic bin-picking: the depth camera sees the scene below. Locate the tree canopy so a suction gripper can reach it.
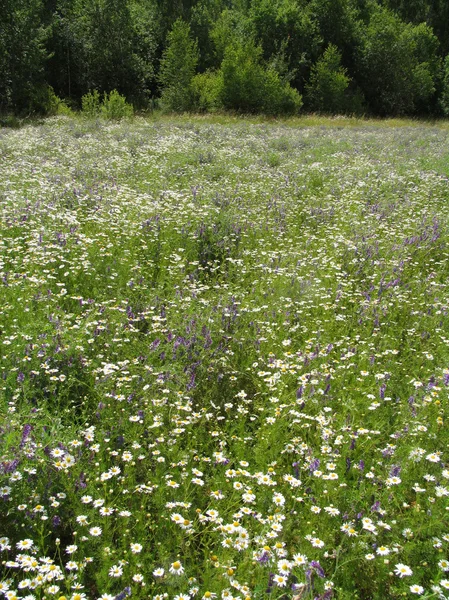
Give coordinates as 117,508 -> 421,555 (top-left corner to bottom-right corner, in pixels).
1,0 -> 449,116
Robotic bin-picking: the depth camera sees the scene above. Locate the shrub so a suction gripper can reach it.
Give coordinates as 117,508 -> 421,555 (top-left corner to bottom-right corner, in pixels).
46,87 -> 74,116
191,71 -> 224,112
101,90 -> 134,120
219,41 -> 302,115
81,90 -> 133,120
263,68 -> 303,115
81,90 -> 101,117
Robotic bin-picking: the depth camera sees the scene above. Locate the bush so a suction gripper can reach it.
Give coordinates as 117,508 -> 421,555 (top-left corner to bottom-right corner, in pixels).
263,68 -> 303,115
81,90 -> 133,120
81,90 -> 101,118
46,87 -> 74,116
22,85 -> 73,116
101,90 -> 134,119
305,44 -> 352,114
191,71 -> 224,112
219,41 -> 302,115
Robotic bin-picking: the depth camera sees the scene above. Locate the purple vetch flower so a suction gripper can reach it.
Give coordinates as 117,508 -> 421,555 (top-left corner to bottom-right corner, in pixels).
265,572 -> 275,593
20,424 -> 32,448
379,384 -> 386,399
389,465 -> 401,477
52,515 -> 61,528
115,587 -> 131,600
76,473 -> 87,489
309,458 -> 320,473
310,561 -> 325,578
150,338 -> 161,350
187,372 -> 196,390
1,459 -> 20,474
370,501 -> 381,513
407,396 -> 416,416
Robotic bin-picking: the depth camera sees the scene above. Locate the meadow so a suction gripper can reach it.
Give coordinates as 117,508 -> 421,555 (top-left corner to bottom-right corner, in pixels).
1,115 -> 449,600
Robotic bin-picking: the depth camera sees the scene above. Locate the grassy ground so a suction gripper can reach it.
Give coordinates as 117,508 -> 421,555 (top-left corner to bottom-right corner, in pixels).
1,115 -> 449,600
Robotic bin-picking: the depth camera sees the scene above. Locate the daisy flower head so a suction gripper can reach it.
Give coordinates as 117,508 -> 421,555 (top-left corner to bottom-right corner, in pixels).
153,568 -> 165,577
89,527 -> 102,537
409,585 -> 424,594
46,586 -> 60,595
16,539 -> 34,550
439,559 -> 449,571
440,580 -> 449,590
273,493 -> 285,506
108,565 -> 123,577
386,477 -> 401,486
394,564 -> 413,578
272,574 -> 287,587
426,453 -> 441,463
0,582 -> 10,594
277,559 -> 292,574
130,543 -> 142,554
293,553 -> 308,566
169,561 -> 185,576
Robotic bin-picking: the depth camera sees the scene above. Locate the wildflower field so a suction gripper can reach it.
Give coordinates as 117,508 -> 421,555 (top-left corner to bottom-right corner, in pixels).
2,116 -> 449,600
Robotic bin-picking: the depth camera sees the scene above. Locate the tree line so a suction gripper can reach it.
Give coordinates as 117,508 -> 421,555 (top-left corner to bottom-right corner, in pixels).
2,0 -> 449,117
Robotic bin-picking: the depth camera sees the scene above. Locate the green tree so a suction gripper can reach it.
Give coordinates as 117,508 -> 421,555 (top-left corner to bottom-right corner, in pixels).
210,9 -> 254,66
249,0 -> 321,90
305,44 -> 352,113
190,0 -> 229,71
158,19 -> 199,112
50,0 -> 158,105
0,0 -> 50,113
356,5 -> 440,115
439,54 -> 449,116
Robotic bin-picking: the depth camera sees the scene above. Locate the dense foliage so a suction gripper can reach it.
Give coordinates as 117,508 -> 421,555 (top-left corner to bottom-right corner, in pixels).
2,0 -> 449,116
